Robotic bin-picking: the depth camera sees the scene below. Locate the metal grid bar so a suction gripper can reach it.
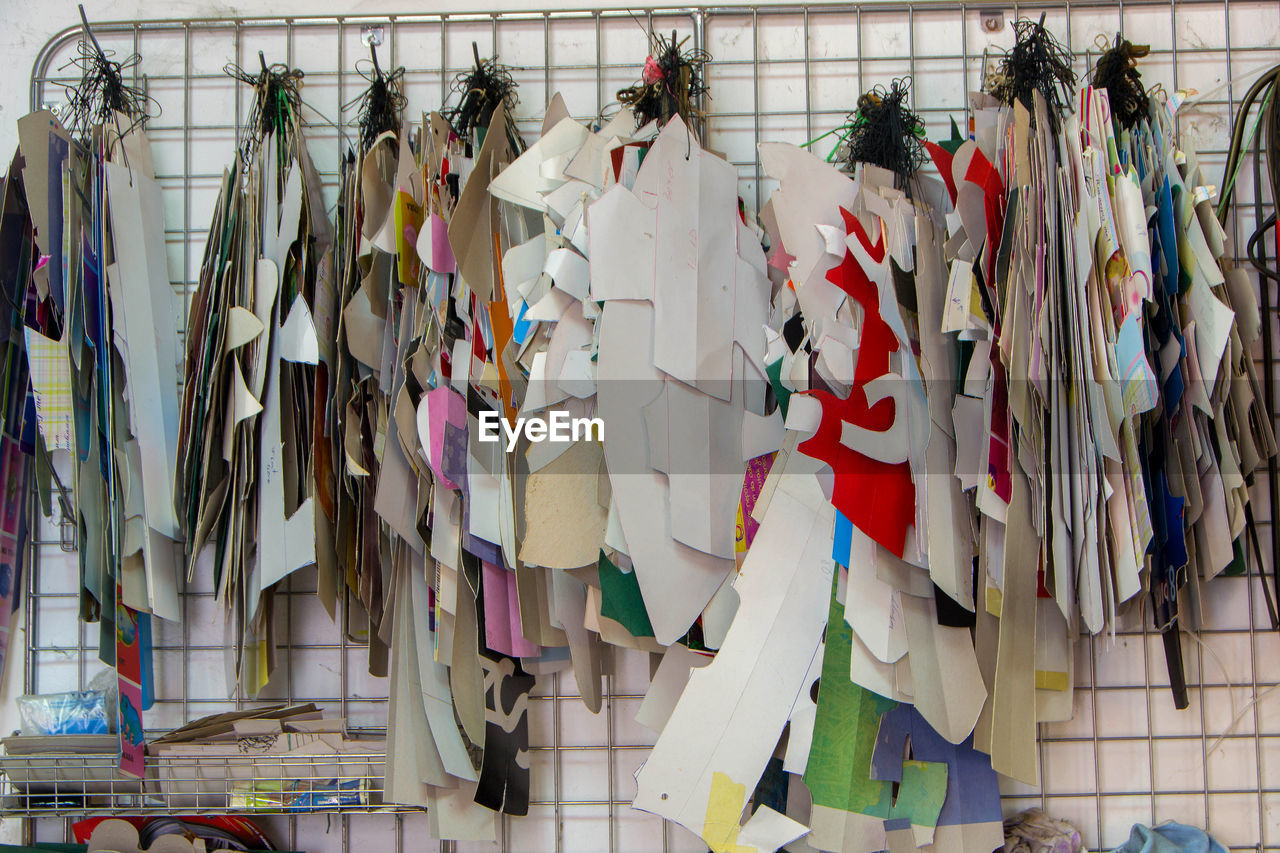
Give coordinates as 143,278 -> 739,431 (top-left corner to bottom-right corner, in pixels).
18,3 -> 1280,852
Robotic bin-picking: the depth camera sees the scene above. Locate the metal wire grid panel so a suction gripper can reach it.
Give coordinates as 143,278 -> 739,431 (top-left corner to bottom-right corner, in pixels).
16,2 -> 1280,851
0,748 -> 399,814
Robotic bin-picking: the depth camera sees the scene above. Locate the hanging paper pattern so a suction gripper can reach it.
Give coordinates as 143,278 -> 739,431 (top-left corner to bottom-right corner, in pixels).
176,56 -> 332,696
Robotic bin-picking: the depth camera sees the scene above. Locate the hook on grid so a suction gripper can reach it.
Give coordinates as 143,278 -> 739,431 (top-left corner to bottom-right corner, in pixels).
981,8 -> 1006,32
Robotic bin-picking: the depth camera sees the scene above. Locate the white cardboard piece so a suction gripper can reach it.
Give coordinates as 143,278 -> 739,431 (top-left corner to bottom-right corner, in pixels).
757,142 -> 860,294
635,644 -> 713,734
633,473 -> 834,845
255,256 -> 317,595
596,300 -> 734,644
104,160 -> 184,549
488,117 -> 591,211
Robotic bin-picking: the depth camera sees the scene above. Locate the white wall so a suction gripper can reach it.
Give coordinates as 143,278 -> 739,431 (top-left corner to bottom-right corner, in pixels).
2,0 -> 834,157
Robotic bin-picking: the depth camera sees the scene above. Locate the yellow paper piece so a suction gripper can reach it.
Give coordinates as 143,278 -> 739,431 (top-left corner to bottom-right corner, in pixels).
985,585 -> 1002,617
703,772 -> 748,853
1035,670 -> 1070,691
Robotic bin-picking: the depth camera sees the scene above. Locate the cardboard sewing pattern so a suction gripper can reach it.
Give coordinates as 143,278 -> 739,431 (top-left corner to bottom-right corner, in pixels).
804,574 -> 896,853
591,115 -> 773,645
633,472 -> 832,847
176,72 -> 332,695
870,705 -> 1004,852
11,110 -> 190,737
794,204 -> 923,559
0,160 -> 36,684
474,654 -> 535,816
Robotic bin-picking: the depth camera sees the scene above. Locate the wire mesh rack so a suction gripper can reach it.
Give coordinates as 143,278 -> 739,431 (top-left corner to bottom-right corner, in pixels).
15,2 -> 1280,852
0,744 -> 397,815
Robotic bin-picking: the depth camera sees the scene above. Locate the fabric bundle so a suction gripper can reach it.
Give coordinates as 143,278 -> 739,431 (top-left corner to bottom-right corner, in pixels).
1004,808 -> 1084,853
1113,822 -> 1227,853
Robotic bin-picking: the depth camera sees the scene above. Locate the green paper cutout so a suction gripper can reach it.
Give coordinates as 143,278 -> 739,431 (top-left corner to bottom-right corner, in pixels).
598,549 -> 655,638
939,117 -> 966,155
1224,537 -> 1246,577
766,358 -> 791,422
889,759 -> 948,832
803,572 -> 896,815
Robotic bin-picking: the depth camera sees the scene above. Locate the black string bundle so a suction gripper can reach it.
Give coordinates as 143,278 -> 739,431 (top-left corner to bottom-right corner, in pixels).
987,16 -> 1077,131
617,30 -> 710,134
352,51 -> 407,152
58,33 -> 155,142
1092,35 -> 1152,130
225,54 -> 305,162
842,78 -> 927,191
445,45 -> 519,144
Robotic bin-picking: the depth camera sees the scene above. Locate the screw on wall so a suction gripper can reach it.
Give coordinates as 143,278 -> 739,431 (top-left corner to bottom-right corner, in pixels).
980,9 -> 1005,32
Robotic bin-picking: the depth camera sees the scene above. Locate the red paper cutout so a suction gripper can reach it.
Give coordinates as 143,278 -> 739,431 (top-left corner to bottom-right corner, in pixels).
925,141 -> 958,204
797,209 -> 916,558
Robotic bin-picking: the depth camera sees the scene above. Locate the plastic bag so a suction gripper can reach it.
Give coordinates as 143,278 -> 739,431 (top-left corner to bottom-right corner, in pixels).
18,690 -> 110,735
